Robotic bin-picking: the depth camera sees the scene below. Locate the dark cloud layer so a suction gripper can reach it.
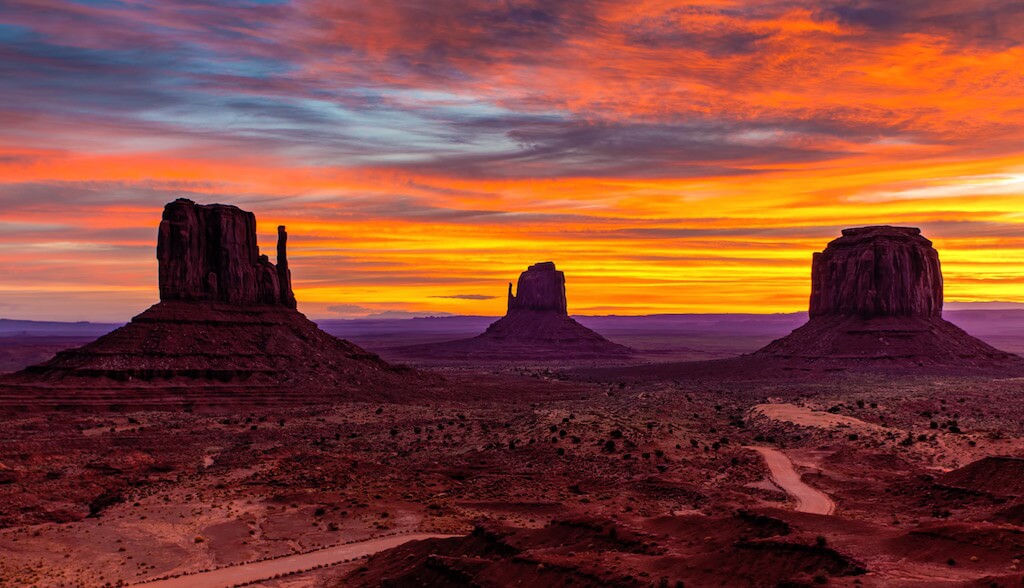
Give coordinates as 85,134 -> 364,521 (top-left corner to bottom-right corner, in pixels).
3,0 -> 1017,182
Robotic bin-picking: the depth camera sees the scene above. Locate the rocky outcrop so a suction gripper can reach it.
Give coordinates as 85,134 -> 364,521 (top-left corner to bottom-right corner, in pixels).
277,226 -> 297,309
588,226 -> 1023,381
157,198 -> 294,307
507,262 -> 567,315
752,225 -> 1020,372
384,262 -> 630,361
2,199 -> 426,408
468,261 -> 629,356
809,226 -> 942,319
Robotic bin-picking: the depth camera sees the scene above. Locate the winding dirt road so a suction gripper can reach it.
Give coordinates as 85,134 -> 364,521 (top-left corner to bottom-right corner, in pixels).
134,532 -> 460,588
748,446 -> 836,515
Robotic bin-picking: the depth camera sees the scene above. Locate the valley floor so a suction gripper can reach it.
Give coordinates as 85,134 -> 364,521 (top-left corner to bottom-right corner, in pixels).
4,366 -> 1024,586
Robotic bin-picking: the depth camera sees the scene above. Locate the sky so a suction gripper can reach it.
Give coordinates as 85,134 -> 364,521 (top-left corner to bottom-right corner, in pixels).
1,0 -> 1023,321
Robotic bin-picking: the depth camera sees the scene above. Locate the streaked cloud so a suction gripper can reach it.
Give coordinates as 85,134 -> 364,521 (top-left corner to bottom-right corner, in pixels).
0,0 -> 1022,320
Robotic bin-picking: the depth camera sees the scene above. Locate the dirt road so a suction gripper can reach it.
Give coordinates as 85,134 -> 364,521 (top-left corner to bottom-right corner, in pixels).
748,446 -> 836,515
134,532 -> 460,588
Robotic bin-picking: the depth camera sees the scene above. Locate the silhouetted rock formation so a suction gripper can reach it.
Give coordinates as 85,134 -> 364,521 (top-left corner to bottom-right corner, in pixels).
157,199 -> 295,307
384,262 -> 631,361
581,226 -> 1022,382
276,225 -> 297,309
754,225 -> 1019,371
2,200 -> 423,409
809,226 -> 942,319
507,262 -> 567,314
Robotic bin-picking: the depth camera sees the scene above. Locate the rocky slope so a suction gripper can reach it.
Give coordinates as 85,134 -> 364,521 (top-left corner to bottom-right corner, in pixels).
0,199 -> 424,409
384,262 -> 630,361
754,225 -> 1018,369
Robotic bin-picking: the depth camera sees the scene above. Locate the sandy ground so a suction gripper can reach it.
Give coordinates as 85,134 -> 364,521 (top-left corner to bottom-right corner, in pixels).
747,446 -> 836,515
750,403 -> 884,432
6,371 -> 1024,586
133,533 -> 459,588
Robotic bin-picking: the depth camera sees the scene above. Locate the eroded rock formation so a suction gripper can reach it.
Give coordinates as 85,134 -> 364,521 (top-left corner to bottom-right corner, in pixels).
386,261 -> 630,360
157,199 -> 295,307
752,225 -> 1020,371
2,199 -> 422,407
507,261 -> 568,315
809,226 -> 942,319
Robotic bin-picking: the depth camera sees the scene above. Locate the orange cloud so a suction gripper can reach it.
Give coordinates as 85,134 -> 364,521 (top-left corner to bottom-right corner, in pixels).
0,0 -> 1022,320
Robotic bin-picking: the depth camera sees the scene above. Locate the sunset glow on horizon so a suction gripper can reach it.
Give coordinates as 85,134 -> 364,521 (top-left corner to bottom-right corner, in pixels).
2,0 -> 1023,321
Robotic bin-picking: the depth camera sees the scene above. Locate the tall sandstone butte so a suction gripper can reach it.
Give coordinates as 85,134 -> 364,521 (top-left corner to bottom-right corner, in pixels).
385,261 -> 630,359
506,262 -> 568,315
2,199 -> 421,408
157,199 -> 295,308
753,225 -> 1020,370
809,226 -> 942,319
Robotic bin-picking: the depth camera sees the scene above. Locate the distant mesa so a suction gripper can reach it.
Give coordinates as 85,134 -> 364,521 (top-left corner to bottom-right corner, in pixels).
1,198 -> 420,409
808,226 -> 942,319
506,261 -> 567,315
158,199 -> 297,308
753,225 -> 1020,370
386,261 -> 631,361
582,225 -> 1022,380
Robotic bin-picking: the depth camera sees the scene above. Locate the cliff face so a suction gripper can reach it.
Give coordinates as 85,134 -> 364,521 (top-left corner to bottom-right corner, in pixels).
809,226 -> 942,319
157,198 -> 295,308
2,199 -> 425,407
387,261 -> 630,359
750,225 -> 1020,372
507,262 -> 568,315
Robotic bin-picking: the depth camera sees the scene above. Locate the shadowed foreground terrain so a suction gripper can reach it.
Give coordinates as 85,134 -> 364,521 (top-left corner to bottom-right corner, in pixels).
5,365 -> 1024,586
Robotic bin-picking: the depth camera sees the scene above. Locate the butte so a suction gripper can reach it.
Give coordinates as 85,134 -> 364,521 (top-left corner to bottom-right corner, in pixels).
387,262 -> 631,361
586,226 -> 1022,380
0,199 -> 422,410
754,226 -> 1021,370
